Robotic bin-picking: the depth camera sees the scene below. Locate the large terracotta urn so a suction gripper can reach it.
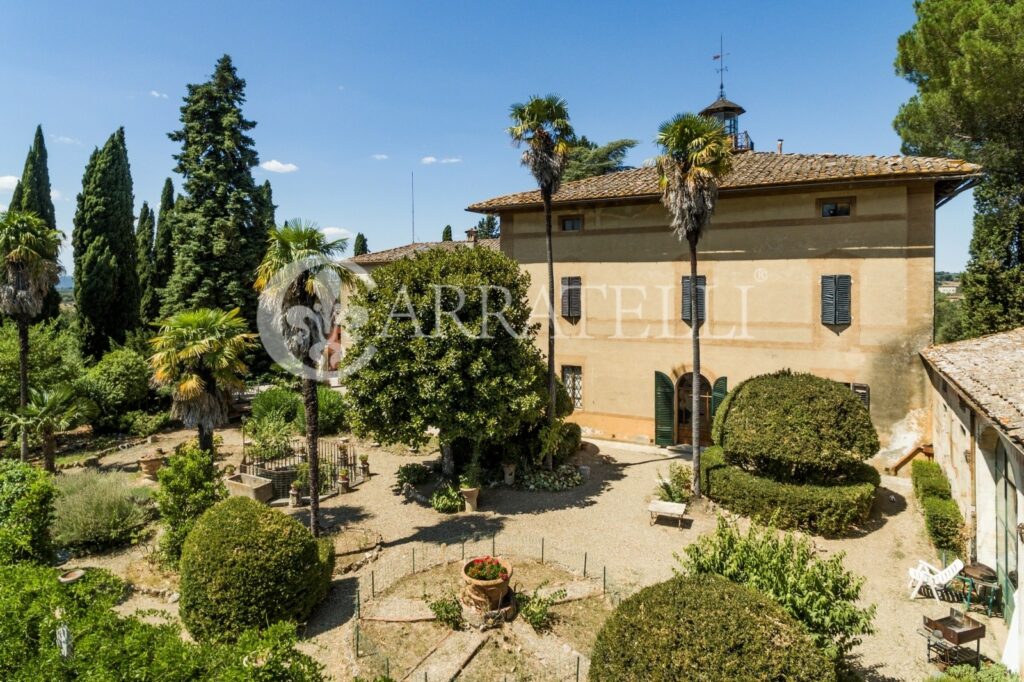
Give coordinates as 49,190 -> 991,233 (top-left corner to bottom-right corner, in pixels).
138,455 -> 164,480
461,556 -> 512,611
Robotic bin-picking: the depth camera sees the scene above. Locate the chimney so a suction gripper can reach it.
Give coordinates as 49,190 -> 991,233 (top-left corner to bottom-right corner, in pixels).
776,139 -> 784,155
465,228 -> 478,244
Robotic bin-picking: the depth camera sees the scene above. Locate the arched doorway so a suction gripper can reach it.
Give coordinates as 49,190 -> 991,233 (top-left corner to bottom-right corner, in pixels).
677,374 -> 712,446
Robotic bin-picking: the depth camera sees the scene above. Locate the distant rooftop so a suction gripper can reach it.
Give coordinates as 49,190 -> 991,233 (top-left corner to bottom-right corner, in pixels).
467,153 -> 982,213
351,238 -> 499,265
921,327 -> 1024,448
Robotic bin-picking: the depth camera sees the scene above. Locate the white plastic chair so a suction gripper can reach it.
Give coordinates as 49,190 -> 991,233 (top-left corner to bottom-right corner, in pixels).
907,558 -> 965,601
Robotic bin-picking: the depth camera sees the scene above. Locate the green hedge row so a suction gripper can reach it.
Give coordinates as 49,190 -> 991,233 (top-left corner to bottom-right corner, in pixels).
911,460 -> 964,556
700,447 -> 879,536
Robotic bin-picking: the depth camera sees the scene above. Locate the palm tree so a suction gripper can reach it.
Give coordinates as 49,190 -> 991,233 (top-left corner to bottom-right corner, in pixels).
150,308 -> 255,454
655,114 -> 733,499
254,219 -> 352,537
2,388 -> 96,473
0,210 -> 62,461
507,95 -> 575,461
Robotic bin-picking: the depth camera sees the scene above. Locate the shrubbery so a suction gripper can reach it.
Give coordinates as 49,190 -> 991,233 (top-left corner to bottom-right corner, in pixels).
518,464 -> 583,491
253,386 -> 347,436
296,386 -> 347,436
912,460 -> 965,556
79,348 -> 152,433
396,462 -> 431,487
0,321 -> 83,415
681,517 -> 875,668
251,387 -> 302,423
700,447 -> 878,535
0,460 -> 56,564
589,573 -> 835,681
0,562 -> 325,681
156,441 -> 227,565
52,471 -> 155,553
179,496 -> 335,641
430,484 -> 463,513
713,370 -> 879,482
656,462 -> 691,503
933,664 -> 1017,682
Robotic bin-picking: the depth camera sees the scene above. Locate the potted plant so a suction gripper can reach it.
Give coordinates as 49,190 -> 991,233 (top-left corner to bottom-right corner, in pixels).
461,556 -> 512,610
340,467 -> 350,493
359,453 -> 370,478
459,457 -> 482,512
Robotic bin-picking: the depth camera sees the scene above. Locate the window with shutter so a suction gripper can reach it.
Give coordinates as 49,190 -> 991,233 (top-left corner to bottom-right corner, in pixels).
849,383 -> 870,410
681,276 -> 706,324
562,365 -> 583,409
821,274 -> 852,325
560,276 -> 582,321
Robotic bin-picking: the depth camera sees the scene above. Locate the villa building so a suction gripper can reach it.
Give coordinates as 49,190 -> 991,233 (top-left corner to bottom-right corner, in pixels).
467,96 -> 981,447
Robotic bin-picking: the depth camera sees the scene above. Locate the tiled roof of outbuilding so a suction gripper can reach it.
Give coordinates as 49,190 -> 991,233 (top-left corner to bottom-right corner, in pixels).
921,327 -> 1024,448
466,152 -> 982,212
350,238 -> 498,265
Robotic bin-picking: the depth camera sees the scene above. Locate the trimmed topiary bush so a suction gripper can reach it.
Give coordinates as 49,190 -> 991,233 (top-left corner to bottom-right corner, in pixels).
923,496 -> 966,557
0,460 -> 56,565
713,370 -> 879,482
80,348 -> 152,433
589,573 -> 835,682
912,460 -> 952,501
179,496 -> 335,641
700,447 -> 878,536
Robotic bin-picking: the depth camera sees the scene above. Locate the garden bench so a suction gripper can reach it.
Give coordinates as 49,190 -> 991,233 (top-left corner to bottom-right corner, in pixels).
648,500 -> 687,528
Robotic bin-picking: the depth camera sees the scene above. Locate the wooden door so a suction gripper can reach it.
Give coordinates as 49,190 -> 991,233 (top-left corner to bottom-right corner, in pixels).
677,374 -> 712,446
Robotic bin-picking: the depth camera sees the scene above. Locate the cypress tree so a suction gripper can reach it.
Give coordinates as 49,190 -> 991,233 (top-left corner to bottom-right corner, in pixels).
441,225 -> 453,241
162,55 -> 264,323
152,177 -> 176,299
73,128 -> 139,357
353,233 -> 368,256
8,126 -> 61,320
136,202 -> 159,324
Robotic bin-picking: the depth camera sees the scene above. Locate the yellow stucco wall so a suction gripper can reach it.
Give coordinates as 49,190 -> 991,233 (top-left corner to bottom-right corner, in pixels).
499,182 -> 938,445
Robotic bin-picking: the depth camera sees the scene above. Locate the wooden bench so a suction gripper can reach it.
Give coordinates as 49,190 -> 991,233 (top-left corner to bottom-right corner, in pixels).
648,500 -> 688,528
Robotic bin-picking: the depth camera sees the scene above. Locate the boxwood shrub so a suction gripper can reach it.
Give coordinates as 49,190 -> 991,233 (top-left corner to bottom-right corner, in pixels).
0,460 -> 56,565
179,496 -> 335,641
79,348 -> 151,433
712,370 -> 879,482
700,447 -> 878,536
251,387 -> 303,423
589,573 -> 835,682
923,497 -> 966,557
911,460 -> 952,501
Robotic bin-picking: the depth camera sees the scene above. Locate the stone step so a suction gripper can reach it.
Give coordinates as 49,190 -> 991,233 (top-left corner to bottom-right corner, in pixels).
401,629 -> 487,682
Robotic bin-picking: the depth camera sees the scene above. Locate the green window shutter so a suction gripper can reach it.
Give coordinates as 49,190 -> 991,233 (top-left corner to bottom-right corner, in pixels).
561,276 -> 581,319
681,276 -> 706,323
654,371 -> 674,446
821,275 -> 837,325
835,275 -> 852,325
711,377 -> 728,417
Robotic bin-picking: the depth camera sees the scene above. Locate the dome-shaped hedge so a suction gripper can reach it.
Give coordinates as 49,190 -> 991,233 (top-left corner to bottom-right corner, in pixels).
712,370 -> 879,482
590,574 -> 835,682
179,496 -> 334,641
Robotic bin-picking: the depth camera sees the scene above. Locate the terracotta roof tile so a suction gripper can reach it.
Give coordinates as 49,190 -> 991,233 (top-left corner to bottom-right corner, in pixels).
351,238 -> 498,265
467,152 -> 982,212
921,328 -> 1024,448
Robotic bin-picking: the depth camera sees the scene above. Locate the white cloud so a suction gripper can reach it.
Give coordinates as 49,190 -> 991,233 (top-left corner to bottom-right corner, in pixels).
149,90 -> 168,99
421,156 -> 461,165
0,176 -> 18,191
260,159 -> 299,173
439,157 -> 462,164
322,226 -> 353,241
420,156 -> 437,165
371,154 -> 389,161
52,135 -> 81,145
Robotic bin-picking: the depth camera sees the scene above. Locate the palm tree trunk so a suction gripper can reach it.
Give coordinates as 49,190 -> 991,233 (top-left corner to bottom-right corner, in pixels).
543,186 -> 556,470
688,237 -> 702,499
17,317 -> 29,462
198,423 -> 214,455
303,378 -> 320,538
43,432 -> 56,474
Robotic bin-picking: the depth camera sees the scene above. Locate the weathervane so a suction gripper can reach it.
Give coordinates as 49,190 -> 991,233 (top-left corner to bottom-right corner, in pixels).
712,34 -> 729,98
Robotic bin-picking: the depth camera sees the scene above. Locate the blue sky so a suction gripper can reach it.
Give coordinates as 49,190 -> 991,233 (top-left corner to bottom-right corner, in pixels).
0,0 -> 972,273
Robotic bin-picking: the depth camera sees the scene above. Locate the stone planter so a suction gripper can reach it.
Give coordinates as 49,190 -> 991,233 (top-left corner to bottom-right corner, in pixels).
501,463 -> 517,486
460,486 -> 480,512
225,473 -> 274,504
360,461 -> 370,478
341,475 -> 350,493
461,557 -> 512,611
138,456 -> 164,480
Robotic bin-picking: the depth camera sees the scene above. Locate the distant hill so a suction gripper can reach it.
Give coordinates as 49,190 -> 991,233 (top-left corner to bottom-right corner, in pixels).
56,275 -> 73,291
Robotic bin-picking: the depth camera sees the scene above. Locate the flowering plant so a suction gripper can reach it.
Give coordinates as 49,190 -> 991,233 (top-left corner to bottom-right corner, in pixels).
464,556 -> 509,581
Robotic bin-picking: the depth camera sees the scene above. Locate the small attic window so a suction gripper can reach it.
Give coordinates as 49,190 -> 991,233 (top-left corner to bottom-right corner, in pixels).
560,215 -> 583,232
820,198 -> 853,218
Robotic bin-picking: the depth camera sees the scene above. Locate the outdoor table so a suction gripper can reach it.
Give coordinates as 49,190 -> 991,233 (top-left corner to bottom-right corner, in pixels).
958,563 -> 1000,616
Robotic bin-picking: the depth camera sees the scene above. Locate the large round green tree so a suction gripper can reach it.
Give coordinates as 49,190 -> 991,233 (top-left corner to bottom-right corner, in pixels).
342,246 -> 544,475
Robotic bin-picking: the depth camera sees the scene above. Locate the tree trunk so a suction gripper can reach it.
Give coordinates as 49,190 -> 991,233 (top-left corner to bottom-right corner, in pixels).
43,432 -> 56,474
543,186 -> 556,470
197,423 -> 214,455
689,237 -> 702,499
17,317 -> 29,462
303,378 -> 320,538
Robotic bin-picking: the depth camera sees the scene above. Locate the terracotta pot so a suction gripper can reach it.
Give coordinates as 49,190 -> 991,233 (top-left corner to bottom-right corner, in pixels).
138,456 -> 164,480
462,557 -> 512,610
58,569 -> 85,584
502,463 -> 517,486
360,462 -> 370,477
460,486 -> 480,512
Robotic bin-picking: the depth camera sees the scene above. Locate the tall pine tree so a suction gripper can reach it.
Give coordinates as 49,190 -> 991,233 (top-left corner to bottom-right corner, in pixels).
162,55 -> 265,323
353,233 -> 368,256
73,128 -> 139,357
8,126 -> 61,320
441,225 -> 453,241
136,202 -> 159,324
152,177 -> 176,307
